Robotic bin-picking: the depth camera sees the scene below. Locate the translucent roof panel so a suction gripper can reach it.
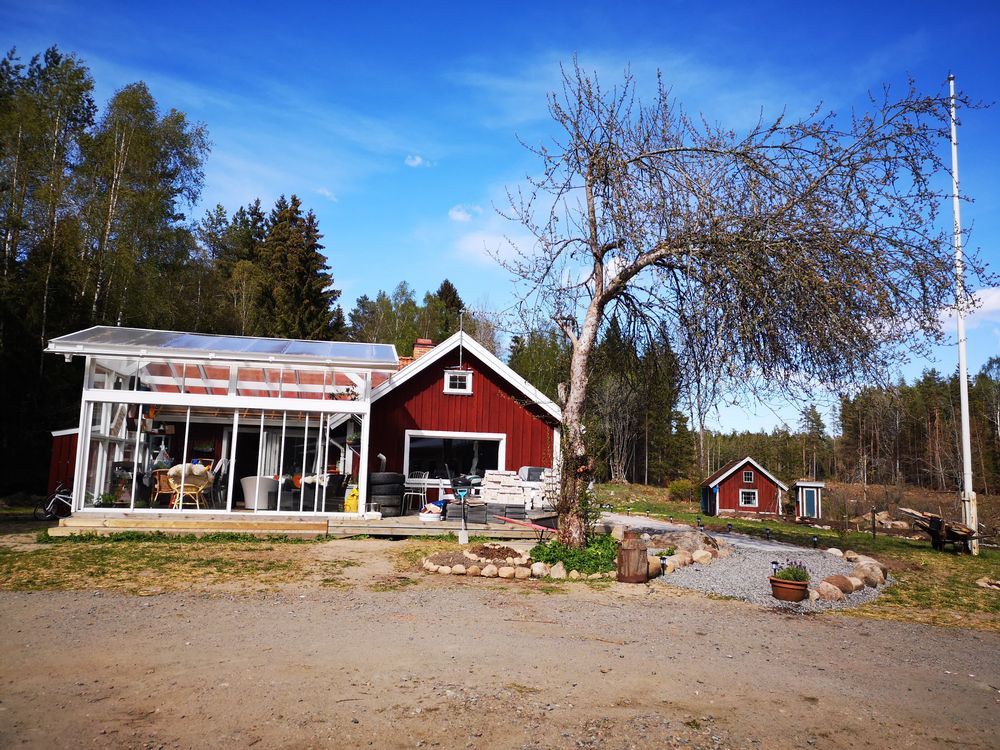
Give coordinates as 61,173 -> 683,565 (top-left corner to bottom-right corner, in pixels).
47,326 -> 399,369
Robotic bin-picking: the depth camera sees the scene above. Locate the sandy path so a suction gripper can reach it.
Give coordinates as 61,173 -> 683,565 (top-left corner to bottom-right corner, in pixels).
1,580 -> 997,749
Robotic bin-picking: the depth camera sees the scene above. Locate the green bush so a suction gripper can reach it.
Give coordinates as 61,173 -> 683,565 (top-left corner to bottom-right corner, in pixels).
667,478 -> 697,503
529,534 -> 618,574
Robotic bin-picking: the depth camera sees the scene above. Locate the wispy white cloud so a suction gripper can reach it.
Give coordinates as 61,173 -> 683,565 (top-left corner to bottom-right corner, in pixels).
316,187 -> 338,203
448,204 -> 482,222
405,154 -> 431,168
940,286 -> 1000,330
968,286 -> 1000,328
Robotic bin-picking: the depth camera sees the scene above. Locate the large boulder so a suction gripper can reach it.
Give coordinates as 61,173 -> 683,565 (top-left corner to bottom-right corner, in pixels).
843,550 -> 860,562
437,566 -> 452,575
852,562 -> 885,588
822,574 -> 854,594
669,550 -> 693,568
853,555 -> 888,576
466,565 -> 482,577
816,581 -> 845,601
825,548 -> 844,557
568,569 -> 581,580
451,564 -> 466,576
498,566 -> 516,579
514,566 -> 531,580
550,562 -> 567,579
481,564 -> 498,578
647,556 -> 663,579
530,561 -> 549,578
691,549 -> 713,565
647,530 -> 720,554
847,576 -> 864,592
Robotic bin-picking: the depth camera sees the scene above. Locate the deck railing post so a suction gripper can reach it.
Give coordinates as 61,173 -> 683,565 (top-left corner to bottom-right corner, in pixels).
358,409 -> 371,516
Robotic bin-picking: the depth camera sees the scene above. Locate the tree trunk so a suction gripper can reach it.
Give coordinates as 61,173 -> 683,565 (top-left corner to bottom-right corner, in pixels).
557,295 -> 604,547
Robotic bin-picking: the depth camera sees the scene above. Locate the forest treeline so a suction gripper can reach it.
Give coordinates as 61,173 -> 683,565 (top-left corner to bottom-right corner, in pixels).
695,365 -> 1000,495
506,319 -> 1000,495
2,46 -> 997,499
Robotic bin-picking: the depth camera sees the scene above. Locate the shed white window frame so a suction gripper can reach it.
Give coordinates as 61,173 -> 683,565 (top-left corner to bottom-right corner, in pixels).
443,369 -> 473,395
402,429 -> 505,483
742,470 -> 754,483
739,489 -> 758,507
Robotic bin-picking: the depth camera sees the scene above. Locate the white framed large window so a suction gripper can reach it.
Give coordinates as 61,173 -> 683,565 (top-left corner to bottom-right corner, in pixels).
443,370 -> 473,395
739,489 -> 758,507
403,430 -> 505,481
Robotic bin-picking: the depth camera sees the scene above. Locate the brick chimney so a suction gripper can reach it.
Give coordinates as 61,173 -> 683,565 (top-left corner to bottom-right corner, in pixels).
412,338 -> 435,359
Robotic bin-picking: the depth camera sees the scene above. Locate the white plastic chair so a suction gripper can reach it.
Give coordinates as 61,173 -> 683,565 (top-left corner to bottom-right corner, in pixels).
402,471 -> 429,513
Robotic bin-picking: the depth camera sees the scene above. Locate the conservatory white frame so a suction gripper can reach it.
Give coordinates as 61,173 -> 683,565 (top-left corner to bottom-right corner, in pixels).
47,327 -> 399,517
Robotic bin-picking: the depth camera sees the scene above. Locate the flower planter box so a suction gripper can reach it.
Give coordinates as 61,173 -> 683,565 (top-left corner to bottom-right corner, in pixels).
769,576 -> 809,602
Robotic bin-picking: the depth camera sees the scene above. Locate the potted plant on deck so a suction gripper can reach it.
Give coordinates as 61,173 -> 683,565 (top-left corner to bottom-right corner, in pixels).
769,560 -> 810,602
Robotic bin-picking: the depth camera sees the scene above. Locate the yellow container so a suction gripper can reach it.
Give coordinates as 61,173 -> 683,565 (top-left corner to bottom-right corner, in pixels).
344,487 -> 359,513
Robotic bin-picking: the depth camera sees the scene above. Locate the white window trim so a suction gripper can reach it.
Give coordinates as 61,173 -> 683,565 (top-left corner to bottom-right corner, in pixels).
402,429 -> 506,483
742,470 -> 754,483
443,369 -> 473,395
739,489 -> 758,507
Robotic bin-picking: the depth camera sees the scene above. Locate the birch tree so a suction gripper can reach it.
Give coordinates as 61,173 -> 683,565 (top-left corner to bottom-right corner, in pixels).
503,61 -> 990,546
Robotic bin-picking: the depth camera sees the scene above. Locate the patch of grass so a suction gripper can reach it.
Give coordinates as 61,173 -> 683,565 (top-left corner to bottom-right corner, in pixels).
0,536 -> 321,593
369,576 -> 418,592
537,583 -> 567,595
505,682 -> 540,695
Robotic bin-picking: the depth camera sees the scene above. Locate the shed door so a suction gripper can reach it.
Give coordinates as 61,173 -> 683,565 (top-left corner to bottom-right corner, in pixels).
803,488 -> 816,517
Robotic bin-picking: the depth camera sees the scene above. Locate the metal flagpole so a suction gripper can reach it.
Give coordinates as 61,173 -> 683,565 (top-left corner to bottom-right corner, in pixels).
948,73 -> 979,555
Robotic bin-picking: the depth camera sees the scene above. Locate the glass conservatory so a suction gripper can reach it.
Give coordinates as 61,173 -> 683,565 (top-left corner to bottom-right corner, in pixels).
45,326 -> 398,516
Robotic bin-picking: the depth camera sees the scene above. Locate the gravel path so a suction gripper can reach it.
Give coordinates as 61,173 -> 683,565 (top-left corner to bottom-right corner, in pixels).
659,546 -> 891,611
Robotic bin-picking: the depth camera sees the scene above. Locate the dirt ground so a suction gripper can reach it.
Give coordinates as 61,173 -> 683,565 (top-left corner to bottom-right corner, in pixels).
1,539 -> 998,749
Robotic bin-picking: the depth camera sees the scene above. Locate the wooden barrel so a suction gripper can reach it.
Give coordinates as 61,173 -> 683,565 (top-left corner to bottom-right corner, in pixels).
617,538 -> 648,583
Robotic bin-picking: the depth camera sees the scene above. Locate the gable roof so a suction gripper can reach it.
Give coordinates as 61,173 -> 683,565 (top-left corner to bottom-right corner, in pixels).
368,331 -> 562,422
701,456 -> 789,491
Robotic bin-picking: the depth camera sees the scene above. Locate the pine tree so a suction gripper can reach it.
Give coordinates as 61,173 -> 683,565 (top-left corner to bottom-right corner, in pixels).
258,195 -> 343,340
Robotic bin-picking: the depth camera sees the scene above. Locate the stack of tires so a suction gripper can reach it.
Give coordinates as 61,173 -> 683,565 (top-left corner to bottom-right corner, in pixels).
369,472 -> 405,517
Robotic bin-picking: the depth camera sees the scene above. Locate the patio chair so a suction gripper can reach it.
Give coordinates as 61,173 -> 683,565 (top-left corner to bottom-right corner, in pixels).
151,469 -> 173,507
401,471 -> 429,513
208,457 -> 229,508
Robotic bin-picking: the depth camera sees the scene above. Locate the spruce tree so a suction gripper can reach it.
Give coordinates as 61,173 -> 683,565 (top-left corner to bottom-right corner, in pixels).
258,195 -> 342,340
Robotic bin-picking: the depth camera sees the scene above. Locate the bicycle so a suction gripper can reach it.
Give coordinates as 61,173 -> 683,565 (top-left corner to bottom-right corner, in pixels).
34,482 -> 73,521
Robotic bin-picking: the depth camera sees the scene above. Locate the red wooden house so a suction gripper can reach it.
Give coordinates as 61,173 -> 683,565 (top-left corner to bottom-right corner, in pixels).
45,326 -> 560,518
363,331 -> 561,493
700,457 -> 788,515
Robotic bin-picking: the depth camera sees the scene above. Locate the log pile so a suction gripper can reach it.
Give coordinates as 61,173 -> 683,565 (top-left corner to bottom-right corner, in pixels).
897,507 -> 977,552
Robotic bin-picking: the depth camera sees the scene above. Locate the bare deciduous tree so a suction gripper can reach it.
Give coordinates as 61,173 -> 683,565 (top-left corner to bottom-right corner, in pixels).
502,60 -> 989,546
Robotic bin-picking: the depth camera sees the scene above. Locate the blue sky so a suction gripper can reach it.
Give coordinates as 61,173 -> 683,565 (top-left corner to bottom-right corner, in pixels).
5,0 -> 999,432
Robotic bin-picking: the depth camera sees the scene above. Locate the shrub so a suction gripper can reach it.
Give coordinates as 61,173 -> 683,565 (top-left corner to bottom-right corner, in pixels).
529,534 -> 618,574
667,478 -> 697,504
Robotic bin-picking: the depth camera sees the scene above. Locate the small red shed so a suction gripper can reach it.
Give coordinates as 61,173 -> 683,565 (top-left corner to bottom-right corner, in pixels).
700,457 -> 788,515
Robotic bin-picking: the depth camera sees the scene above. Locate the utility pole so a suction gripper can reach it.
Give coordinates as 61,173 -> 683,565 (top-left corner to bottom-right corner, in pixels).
949,73 -> 979,555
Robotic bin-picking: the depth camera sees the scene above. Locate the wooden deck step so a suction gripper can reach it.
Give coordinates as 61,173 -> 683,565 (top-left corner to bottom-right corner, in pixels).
48,525 -> 325,539
58,517 -> 327,532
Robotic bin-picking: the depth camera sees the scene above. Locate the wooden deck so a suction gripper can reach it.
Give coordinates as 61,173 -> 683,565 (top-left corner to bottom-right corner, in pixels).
51,511 -> 557,540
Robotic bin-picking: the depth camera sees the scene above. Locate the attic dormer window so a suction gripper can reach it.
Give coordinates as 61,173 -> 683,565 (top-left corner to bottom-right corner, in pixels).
444,369 -> 472,395
743,470 -> 754,483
